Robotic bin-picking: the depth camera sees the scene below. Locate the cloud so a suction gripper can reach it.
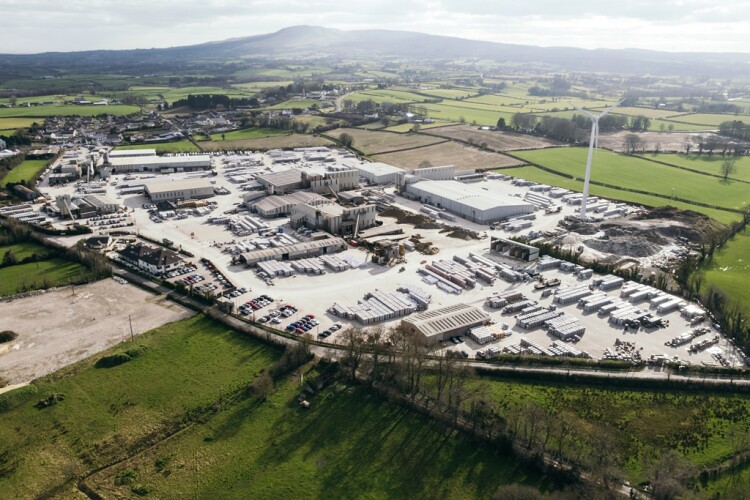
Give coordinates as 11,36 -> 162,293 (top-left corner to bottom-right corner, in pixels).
2,0 -> 750,53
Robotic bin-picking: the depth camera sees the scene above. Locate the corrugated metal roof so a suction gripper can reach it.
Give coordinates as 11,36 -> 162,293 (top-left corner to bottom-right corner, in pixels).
407,180 -> 532,211
145,178 -> 213,195
251,191 -> 326,212
404,303 -> 489,337
240,237 -> 346,262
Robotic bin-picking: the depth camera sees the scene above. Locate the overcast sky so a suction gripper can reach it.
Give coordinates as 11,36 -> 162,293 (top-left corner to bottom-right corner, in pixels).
5,0 -> 750,54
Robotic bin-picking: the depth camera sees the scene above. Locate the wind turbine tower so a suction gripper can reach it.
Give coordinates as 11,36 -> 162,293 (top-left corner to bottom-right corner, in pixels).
575,99 -> 623,217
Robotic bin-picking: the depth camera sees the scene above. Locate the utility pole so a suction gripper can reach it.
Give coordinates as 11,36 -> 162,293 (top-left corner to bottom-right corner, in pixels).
128,314 -> 134,342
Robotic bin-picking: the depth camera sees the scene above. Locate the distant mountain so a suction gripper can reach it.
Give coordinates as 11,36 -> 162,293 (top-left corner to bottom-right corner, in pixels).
2,25 -> 750,77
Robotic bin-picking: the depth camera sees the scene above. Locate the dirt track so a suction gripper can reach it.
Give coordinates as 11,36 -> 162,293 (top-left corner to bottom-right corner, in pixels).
0,279 -> 194,386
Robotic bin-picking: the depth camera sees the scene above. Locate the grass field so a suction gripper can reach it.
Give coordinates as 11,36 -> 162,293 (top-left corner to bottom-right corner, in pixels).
384,121 -> 456,133
0,315 -> 281,497
666,113 -> 748,127
0,105 -> 140,118
0,241 -> 53,261
649,119 -> 717,132
375,141 -> 523,171
498,165 -> 740,224
0,257 -> 93,296
511,148 -> 750,212
0,159 -> 48,186
160,86 -> 254,105
261,99 -> 331,110
87,377 -> 546,499
475,375 -> 750,483
649,153 -> 750,183
209,127 -> 289,141
426,124 -> 562,151
702,226 -> 750,317
417,88 -> 478,99
0,129 -> 17,136
609,106 -> 684,119
114,140 -> 200,153
419,103 -> 515,127
0,117 -> 44,130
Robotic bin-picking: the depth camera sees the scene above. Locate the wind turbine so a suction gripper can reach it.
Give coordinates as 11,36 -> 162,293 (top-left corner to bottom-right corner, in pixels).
573,99 -> 623,217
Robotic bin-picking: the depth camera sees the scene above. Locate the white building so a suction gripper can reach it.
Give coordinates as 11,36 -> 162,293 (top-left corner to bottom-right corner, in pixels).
109,148 -> 157,158
405,180 -> 534,224
354,162 -> 404,185
251,192 -> 328,218
110,155 -> 211,174
145,178 -> 214,202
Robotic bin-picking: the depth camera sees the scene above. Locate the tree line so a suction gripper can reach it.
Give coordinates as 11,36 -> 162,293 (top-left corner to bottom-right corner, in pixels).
507,112 -> 650,143
172,94 -> 260,110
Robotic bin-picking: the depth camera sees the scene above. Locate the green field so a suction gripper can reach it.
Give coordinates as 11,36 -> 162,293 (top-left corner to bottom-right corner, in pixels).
0,257 -> 93,296
261,98 -> 331,110
0,117 -> 44,130
499,165 -> 740,224
0,104 -> 140,118
0,241 -> 53,261
115,140 -> 200,153
667,113 -> 748,127
419,103 -> 515,126
417,88 -> 478,99
702,226 -> 750,317
609,106 -> 683,119
475,375 -> 750,483
0,315 -> 549,498
0,159 -> 48,186
649,119 -> 718,132
209,127 -> 289,141
650,154 -> 750,183
0,315 -> 281,497
160,86 -> 254,104
512,148 -> 750,213
0,129 -> 16,136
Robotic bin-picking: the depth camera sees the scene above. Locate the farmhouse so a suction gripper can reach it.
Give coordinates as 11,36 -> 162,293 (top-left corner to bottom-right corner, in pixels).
118,242 -> 182,275
401,303 -> 490,344
405,180 -> 534,224
144,178 -> 215,202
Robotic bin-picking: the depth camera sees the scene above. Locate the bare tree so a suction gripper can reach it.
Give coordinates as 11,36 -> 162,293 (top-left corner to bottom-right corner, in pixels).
622,133 -> 643,154
341,328 -> 366,380
721,157 -> 737,180
647,451 -> 696,500
683,136 -> 693,154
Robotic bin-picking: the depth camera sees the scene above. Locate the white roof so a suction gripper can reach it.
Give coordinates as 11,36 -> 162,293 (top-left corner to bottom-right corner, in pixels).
354,162 -> 404,176
145,178 -> 213,195
109,149 -> 156,157
408,180 -> 530,211
110,155 -> 210,166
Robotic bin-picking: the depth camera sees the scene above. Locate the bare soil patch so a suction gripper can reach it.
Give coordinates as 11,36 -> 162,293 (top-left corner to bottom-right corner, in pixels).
374,141 -> 523,171
0,279 -> 194,385
426,124 -> 564,151
335,128 -> 444,155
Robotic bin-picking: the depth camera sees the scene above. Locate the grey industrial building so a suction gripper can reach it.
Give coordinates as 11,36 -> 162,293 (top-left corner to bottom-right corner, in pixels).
405,180 -> 534,224
302,169 -> 359,194
401,303 -> 491,344
56,194 -> 119,219
490,236 -> 540,261
238,237 -> 348,266
109,155 -> 211,174
251,192 -> 328,218
109,148 -> 156,158
354,162 -> 404,185
144,178 -> 215,202
290,202 -> 377,236
397,164 -> 455,188
256,169 -> 303,194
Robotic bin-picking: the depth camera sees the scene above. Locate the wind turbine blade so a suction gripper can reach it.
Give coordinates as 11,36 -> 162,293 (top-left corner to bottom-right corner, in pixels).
598,98 -> 624,118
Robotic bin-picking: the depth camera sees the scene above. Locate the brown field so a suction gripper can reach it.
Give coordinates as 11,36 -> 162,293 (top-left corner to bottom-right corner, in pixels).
334,128 -> 445,155
201,134 -> 336,151
374,142 -> 524,171
424,124 -> 563,151
597,130 -> 719,153
0,279 -> 193,386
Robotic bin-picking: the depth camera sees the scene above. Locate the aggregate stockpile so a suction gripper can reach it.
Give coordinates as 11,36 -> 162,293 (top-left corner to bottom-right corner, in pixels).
330,288 -> 427,325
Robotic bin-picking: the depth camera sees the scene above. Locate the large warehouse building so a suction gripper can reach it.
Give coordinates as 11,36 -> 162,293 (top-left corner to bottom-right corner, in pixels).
290,203 -> 377,236
401,303 -> 490,344
354,162 -> 404,185
108,148 -> 156,159
405,180 -> 534,224
145,178 -> 214,202
109,155 -> 211,174
251,192 -> 328,218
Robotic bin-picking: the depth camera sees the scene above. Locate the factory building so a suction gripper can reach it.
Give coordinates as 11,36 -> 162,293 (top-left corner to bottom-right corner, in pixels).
144,178 -> 214,202
109,155 -> 211,174
490,236 -> 540,261
256,169 -> 303,194
56,194 -> 119,219
108,148 -> 156,158
405,180 -> 534,224
250,192 -> 328,218
401,303 -> 491,344
397,164 -> 455,188
290,202 -> 377,236
238,237 -> 348,266
354,162 -> 404,185
302,169 -> 359,194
